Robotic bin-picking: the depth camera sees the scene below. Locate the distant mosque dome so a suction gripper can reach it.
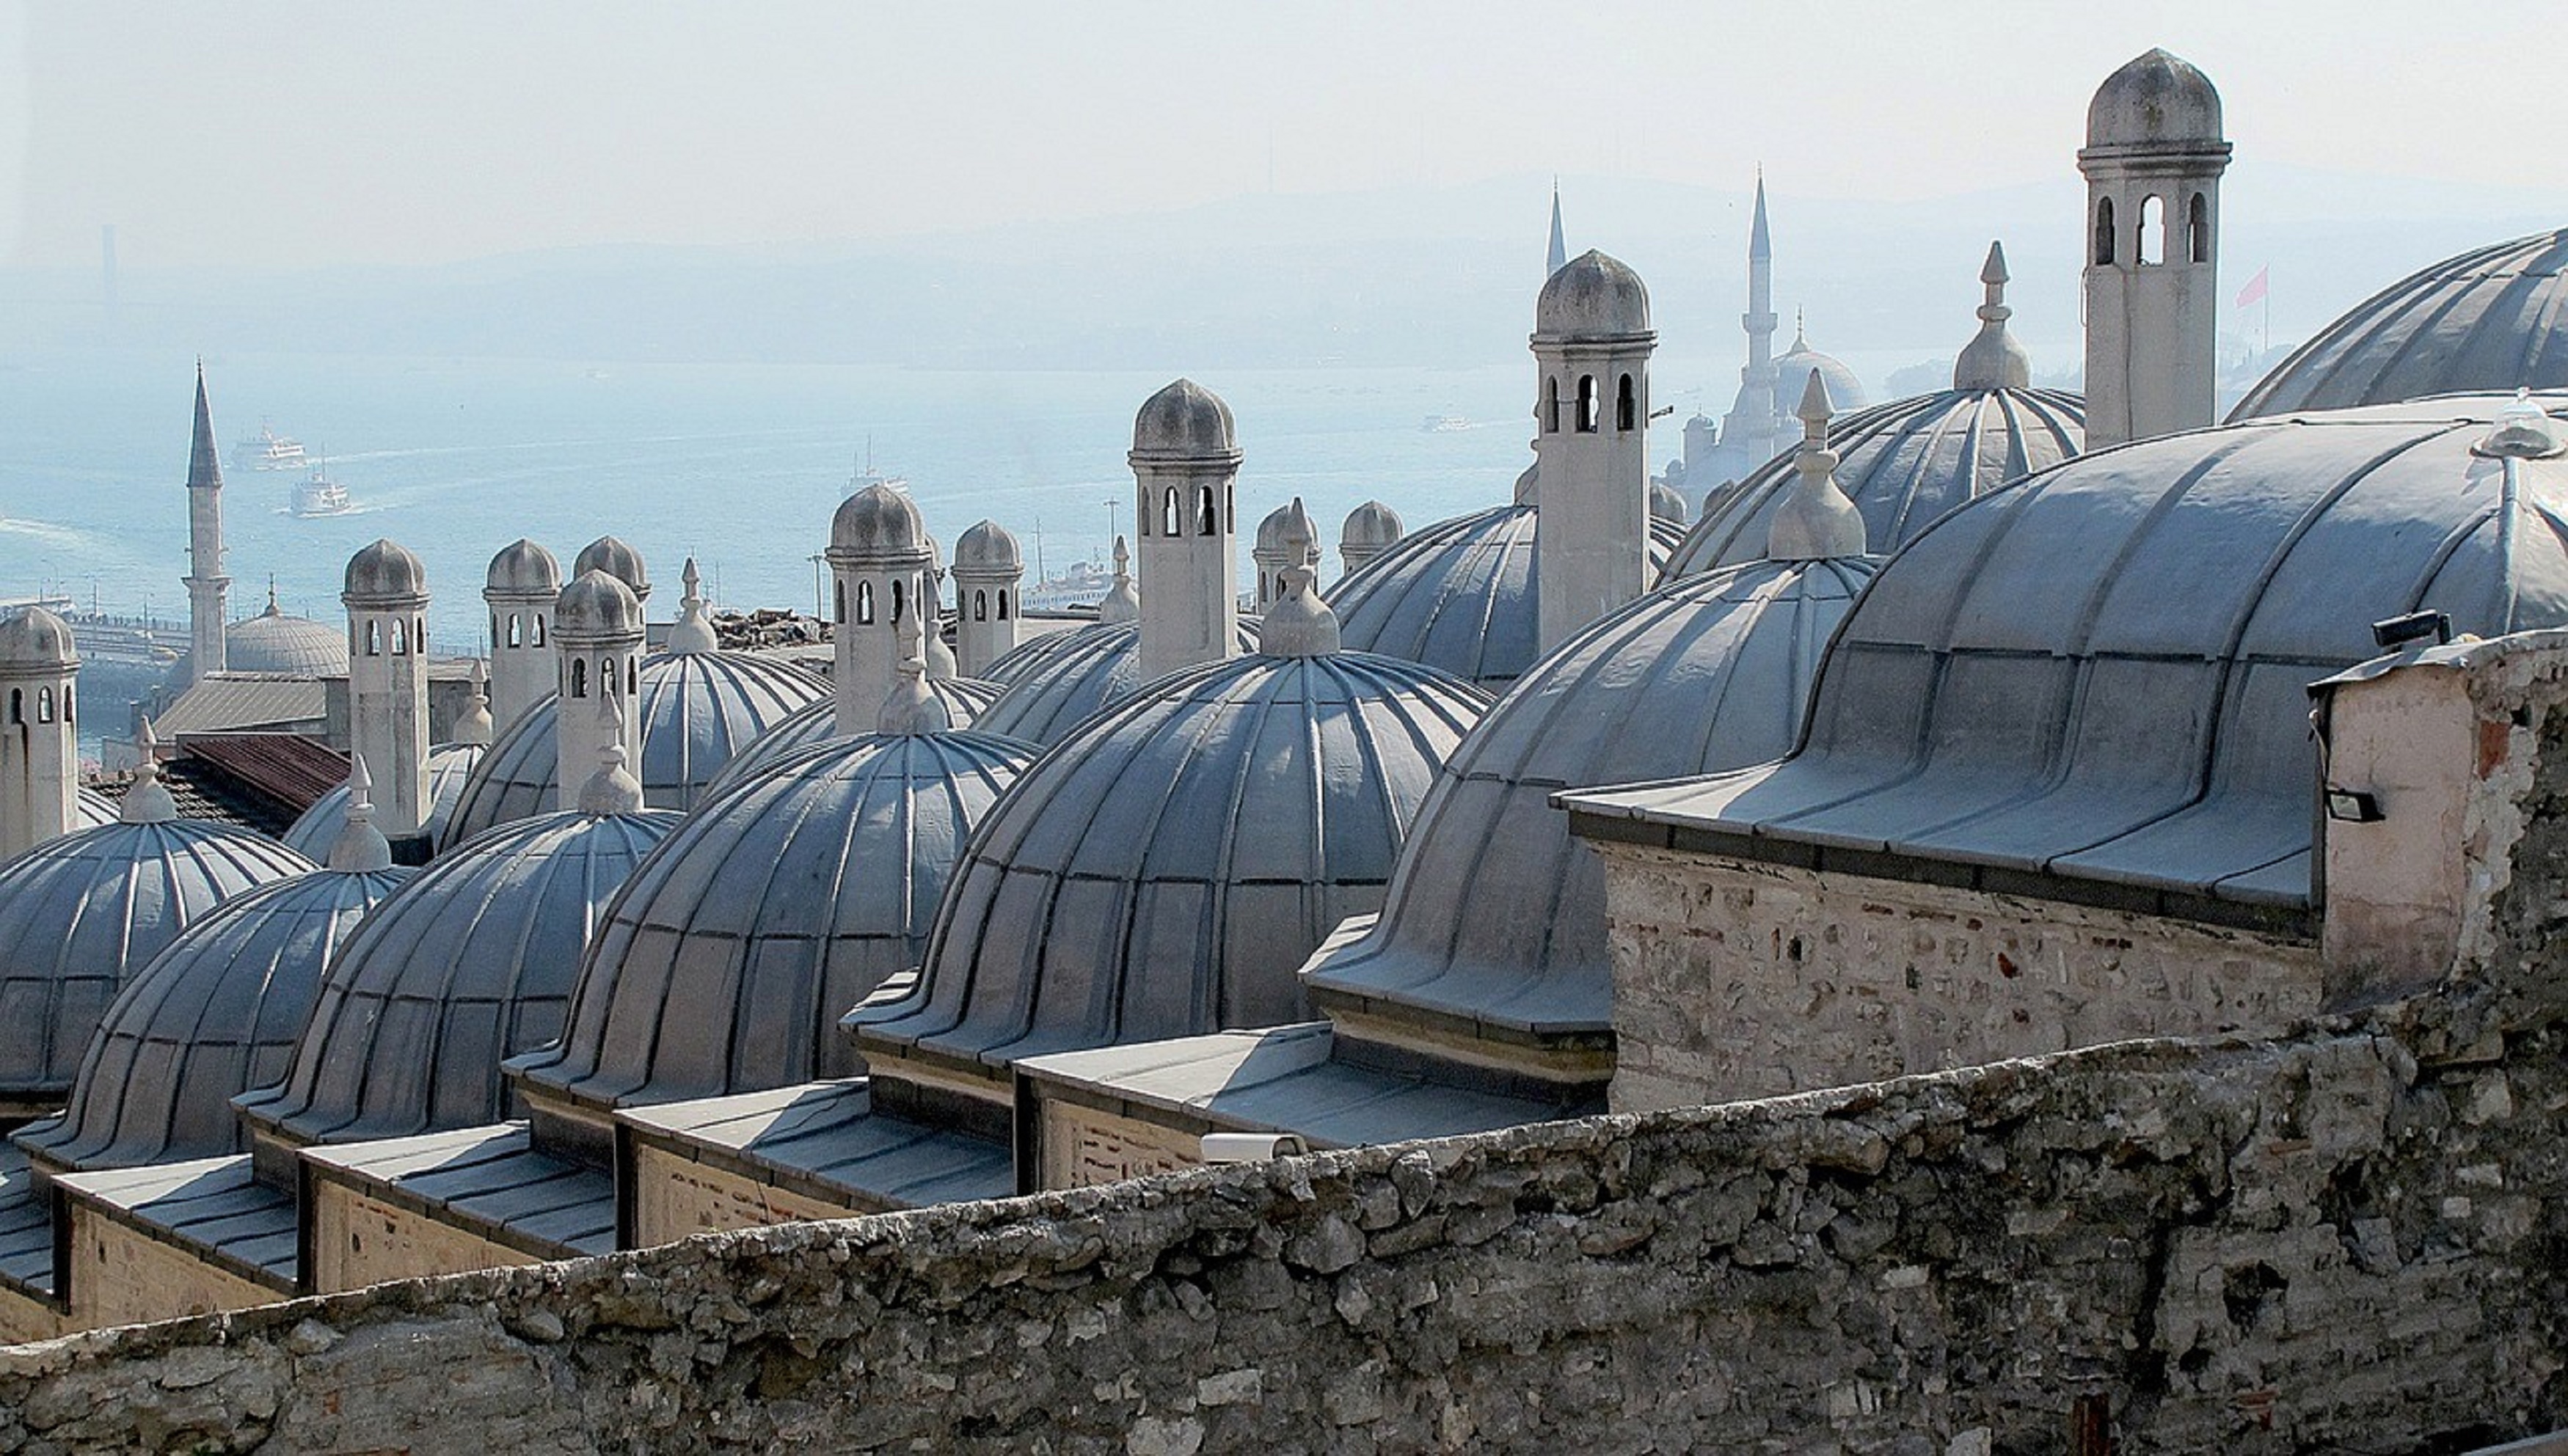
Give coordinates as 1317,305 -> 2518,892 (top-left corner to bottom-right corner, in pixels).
282,740 -> 486,860
1770,323 -> 1867,414
971,619 -> 1263,747
1327,502 -> 1688,693
223,599 -> 349,678
705,674 -> 1004,793
2088,47 -> 2224,147
2230,229 -> 2568,420
1536,250 -> 1652,338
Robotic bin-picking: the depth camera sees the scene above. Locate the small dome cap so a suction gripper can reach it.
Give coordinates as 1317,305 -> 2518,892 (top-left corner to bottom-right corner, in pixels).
2087,48 -> 2223,147
831,482 -> 928,558
485,538 -> 561,596
1342,500 -> 1404,547
554,568 -> 643,640
1131,379 -> 1239,461
1535,250 -> 1652,340
343,538 -> 427,604
953,519 -> 1021,574
0,607 -> 76,671
574,535 -> 650,600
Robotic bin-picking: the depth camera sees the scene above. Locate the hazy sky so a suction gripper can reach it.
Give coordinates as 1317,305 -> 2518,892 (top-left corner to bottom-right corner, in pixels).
0,0 -> 2553,270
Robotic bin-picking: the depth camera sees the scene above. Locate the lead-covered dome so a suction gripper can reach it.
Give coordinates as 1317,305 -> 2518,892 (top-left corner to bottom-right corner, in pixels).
1536,250 -> 1651,338
1328,503 -> 1688,692
12,857 -> 409,1173
0,607 -> 74,669
282,740 -> 485,860
1305,550 -> 1876,1039
1575,392 -> 2568,912
234,802 -> 679,1146
554,568 -> 641,639
1770,325 -> 1867,415
850,643 -> 1489,1069
343,538 -> 426,603
972,619 -> 1263,746
222,597 -> 349,677
952,519 -> 1021,574
572,535 -> 650,601
831,483 -> 927,559
441,647 -> 828,844
485,538 -> 561,596
1132,378 -> 1238,458
513,724 -> 1037,1113
2230,230 -> 2568,421
704,676 -> 1004,793
2088,48 -> 2222,147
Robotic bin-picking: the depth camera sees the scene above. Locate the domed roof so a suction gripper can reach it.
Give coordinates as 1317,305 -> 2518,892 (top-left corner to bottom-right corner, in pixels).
704,675 -> 1004,794
572,535 -> 649,600
554,568 -> 641,640
514,726 -> 1037,1112
1132,378 -> 1239,459
971,619 -> 1264,747
2087,48 -> 2222,148
222,596 -> 348,678
282,741 -> 485,860
1327,503 -> 1688,692
1577,392 -> 2568,912
1535,250 -> 1651,339
75,789 -> 117,830
485,538 -> 561,596
12,860 -> 409,1173
1341,500 -> 1404,549
1306,552 -> 1876,1037
2230,230 -> 2568,421
952,519 -> 1021,575
343,538 -> 426,603
0,816 -> 313,1102
1649,480 -> 1690,525
1255,500 -> 1307,554
235,802 -> 678,1146
442,647 -> 828,846
1667,386 -> 2085,577
831,483 -> 928,560
0,607 -> 74,671
1770,324 -> 1867,414
849,648 -> 1488,1069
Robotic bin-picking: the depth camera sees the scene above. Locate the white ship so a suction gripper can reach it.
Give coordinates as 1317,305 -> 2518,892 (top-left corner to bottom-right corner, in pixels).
290,463 -> 354,517
233,423 -> 308,472
1422,414 -> 1470,433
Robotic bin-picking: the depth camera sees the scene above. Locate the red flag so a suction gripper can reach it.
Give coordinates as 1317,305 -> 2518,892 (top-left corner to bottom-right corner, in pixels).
2236,266 -> 2269,310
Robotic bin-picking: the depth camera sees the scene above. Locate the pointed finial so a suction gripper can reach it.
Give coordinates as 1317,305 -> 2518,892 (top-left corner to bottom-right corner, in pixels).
1547,182 -> 1569,278
1749,169 -> 1770,262
1792,308 -> 1809,351
2473,387 -> 2564,461
452,659 -> 495,747
574,691 -> 645,816
1256,524 -> 1342,659
266,577 -> 280,615
1952,240 -> 2032,391
877,654 -> 953,736
666,555 -> 719,654
187,362 -> 223,492
120,717 -> 178,824
1098,534 -> 1140,624
916,563 -> 960,679
1767,373 -> 1866,561
326,753 -> 395,871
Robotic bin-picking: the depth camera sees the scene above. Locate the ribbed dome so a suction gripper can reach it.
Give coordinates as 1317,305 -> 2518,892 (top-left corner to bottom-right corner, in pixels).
971,620 -> 1265,747
282,741 -> 485,860
235,805 -> 678,1146
222,601 -> 349,678
343,538 -> 426,603
1586,392 -> 2568,912
704,676 -> 1004,794
1536,250 -> 1651,338
514,727 -> 1037,1112
442,648 -> 828,846
0,819 -> 313,1102
0,608 -> 74,670
831,483 -> 928,559
485,538 -> 561,596
1668,387 -> 2086,577
75,789 -> 117,829
13,862 -> 409,1172
2088,48 -> 2222,147
1255,500 -> 1306,553
554,568 -> 641,639
1305,554 -> 1875,1038
2230,230 -> 2568,421
1132,378 -> 1238,458
572,536 -> 649,600
850,651 -> 1489,1069
1327,503 -> 1688,692
952,519 -> 1021,574
1341,500 -> 1404,549
1770,329 -> 1867,415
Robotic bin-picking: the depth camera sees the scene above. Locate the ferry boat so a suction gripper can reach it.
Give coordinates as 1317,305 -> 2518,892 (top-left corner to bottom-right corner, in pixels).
1422,414 -> 1469,433
290,464 -> 354,518
233,423 -> 308,472
1018,559 -> 1115,613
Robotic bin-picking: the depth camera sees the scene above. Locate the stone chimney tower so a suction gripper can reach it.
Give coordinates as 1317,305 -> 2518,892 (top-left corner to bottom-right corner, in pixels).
341,540 -> 433,845
826,483 -> 933,732
2080,48 -> 2230,447
949,519 -> 1024,677
552,568 -> 646,802
1532,250 -> 1658,651
483,538 -> 561,734
182,362 -> 229,684
0,608 -> 79,861
1131,378 -> 1242,683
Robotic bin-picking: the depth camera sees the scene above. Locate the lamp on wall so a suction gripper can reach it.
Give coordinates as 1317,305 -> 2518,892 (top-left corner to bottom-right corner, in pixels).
2324,786 -> 2385,824
2373,610 -> 2451,651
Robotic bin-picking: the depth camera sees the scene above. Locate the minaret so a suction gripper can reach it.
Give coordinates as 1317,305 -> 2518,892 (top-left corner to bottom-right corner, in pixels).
826,483 -> 933,732
341,539 -> 432,845
1097,535 -> 1140,624
1717,175 -> 1784,474
552,568 -> 645,802
1766,373 -> 1867,560
1130,378 -> 1242,682
1546,183 -> 1568,277
0,607 -> 80,860
182,362 -> 230,684
1953,241 -> 2032,392
483,538 -> 561,733
950,519 -> 1024,676
2079,48 -> 2230,447
1531,250 -> 1658,651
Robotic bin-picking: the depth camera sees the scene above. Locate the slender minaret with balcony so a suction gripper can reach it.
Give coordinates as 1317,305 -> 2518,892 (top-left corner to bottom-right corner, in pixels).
182,363 -> 230,684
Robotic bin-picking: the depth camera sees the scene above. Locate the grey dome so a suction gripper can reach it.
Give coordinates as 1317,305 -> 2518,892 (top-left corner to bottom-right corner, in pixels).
850,650 -> 1489,1069
12,862 -> 409,1173
554,568 -> 641,640
75,789 -> 117,830
1255,501 -> 1307,554
223,601 -> 349,677
1588,392 -> 2568,912
486,538 -> 561,596
514,727 -> 1037,1113
342,538 -> 426,603
442,648 -> 828,846
235,803 -> 679,1146
831,483 -> 928,559
1132,378 -> 1238,459
1668,386 -> 2086,577
0,819 -> 313,1103
1770,329 -> 1867,415
972,619 -> 1264,747
572,535 -> 649,600
282,741 -> 484,860
1341,500 -> 1404,549
1327,503 -> 1688,693
952,519 -> 1021,575
1306,552 -> 1876,1037
1535,250 -> 1650,339
2088,48 -> 2222,147
2230,230 -> 2568,421
704,676 -> 1004,794
0,608 -> 74,670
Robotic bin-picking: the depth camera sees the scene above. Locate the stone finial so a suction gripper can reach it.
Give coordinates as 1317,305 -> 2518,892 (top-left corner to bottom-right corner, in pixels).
878,610 -> 953,734
1098,535 -> 1141,624
120,717 -> 178,824
1765,372 -> 1867,562
2473,387 -> 2565,461
916,553 -> 961,680
1952,241 -> 2033,392
1258,500 -> 1341,658
453,660 -> 495,747
327,753 -> 395,871
574,692 -> 646,816
667,557 -> 720,654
